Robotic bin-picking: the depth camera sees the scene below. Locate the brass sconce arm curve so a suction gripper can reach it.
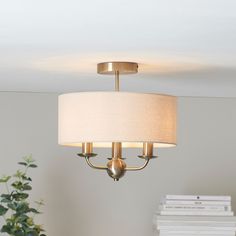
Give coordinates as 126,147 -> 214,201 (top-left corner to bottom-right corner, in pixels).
125,158 -> 150,171
85,156 -> 107,170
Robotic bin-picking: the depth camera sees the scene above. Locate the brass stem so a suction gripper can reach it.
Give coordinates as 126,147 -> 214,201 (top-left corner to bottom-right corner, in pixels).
112,142 -> 122,159
115,70 -> 120,91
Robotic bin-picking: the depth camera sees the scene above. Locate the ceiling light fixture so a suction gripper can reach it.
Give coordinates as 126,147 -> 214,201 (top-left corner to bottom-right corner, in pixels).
58,62 -> 177,181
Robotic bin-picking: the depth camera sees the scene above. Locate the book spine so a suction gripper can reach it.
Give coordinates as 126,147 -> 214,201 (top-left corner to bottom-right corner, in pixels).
157,222 -> 236,227
154,215 -> 236,222
164,200 -> 231,206
165,195 -> 231,201
158,230 -> 236,235
159,232 -> 235,236
159,211 -> 234,216
157,226 -> 236,231
159,234 -> 235,236
159,204 -> 231,211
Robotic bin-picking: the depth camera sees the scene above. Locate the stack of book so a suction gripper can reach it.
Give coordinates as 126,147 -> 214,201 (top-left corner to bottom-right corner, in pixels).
154,195 -> 236,236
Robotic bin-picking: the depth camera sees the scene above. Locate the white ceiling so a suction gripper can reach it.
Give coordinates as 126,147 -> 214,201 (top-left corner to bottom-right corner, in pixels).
0,0 -> 236,97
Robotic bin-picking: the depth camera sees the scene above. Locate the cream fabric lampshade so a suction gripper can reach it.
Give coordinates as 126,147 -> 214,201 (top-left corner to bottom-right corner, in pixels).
58,92 -> 176,148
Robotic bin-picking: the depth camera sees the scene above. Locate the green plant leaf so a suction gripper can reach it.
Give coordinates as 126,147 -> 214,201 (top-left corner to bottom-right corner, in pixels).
17,214 -> 29,223
34,224 -> 44,233
12,180 -> 24,190
7,202 -> 17,210
35,199 -> 44,206
1,193 -> 11,198
1,198 -> 11,203
15,202 -> 30,215
29,208 -> 40,214
14,230 -> 25,236
22,176 -> 32,181
18,162 -> 28,166
14,170 -> 24,179
23,183 -> 32,191
25,230 -> 38,236
0,175 -> 11,183
23,155 -> 35,164
26,217 -> 34,225
12,192 -> 29,201
0,204 -> 8,215
29,164 -> 37,168
1,224 -> 12,234
1,193 -> 11,203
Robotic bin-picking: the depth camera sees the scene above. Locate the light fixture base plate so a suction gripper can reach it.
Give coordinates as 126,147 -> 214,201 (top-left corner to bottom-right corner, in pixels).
97,62 -> 138,75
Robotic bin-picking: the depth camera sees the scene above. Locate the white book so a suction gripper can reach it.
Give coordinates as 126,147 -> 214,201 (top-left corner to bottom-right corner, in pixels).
157,221 -> 236,227
154,215 -> 236,223
158,232 -> 235,236
165,195 -> 231,201
164,200 -> 231,206
158,233 -> 235,236
157,225 -> 236,231
159,204 -> 231,211
159,233 -> 235,236
159,234 -> 235,236
159,231 -> 235,236
159,210 -> 234,216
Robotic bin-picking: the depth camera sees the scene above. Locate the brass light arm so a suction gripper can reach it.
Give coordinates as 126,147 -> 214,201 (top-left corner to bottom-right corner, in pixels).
79,141 -> 154,179
125,158 -> 150,171
85,156 -> 107,170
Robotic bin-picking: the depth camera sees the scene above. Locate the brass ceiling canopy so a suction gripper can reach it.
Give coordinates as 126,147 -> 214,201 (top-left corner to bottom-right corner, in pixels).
97,62 -> 138,75
58,61 -> 177,181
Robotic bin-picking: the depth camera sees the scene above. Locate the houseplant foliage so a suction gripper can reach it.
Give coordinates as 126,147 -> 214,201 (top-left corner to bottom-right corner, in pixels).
0,156 -> 46,236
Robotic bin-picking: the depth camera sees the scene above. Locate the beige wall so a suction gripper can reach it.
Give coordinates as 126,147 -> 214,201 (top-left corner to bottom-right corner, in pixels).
0,92 -> 236,236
